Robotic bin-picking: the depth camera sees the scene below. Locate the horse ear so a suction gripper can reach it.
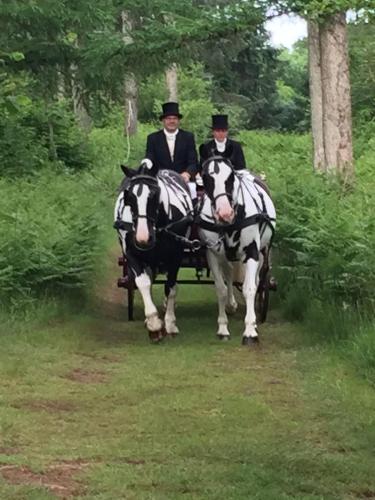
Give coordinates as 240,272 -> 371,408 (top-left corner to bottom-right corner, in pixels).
121,165 -> 137,177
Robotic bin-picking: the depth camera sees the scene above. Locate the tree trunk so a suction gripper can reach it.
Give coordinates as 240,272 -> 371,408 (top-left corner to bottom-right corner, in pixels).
70,62 -> 92,133
57,66 -> 66,102
122,11 -> 138,136
166,64 -> 178,102
124,75 -> 138,136
308,20 -> 325,172
320,13 -> 354,180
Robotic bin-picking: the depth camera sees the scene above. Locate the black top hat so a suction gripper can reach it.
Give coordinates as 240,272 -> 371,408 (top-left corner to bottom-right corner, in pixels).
211,114 -> 228,129
159,102 -> 183,120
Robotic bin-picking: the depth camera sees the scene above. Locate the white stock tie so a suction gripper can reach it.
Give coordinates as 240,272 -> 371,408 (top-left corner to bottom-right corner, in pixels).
215,139 -> 227,153
164,129 -> 178,161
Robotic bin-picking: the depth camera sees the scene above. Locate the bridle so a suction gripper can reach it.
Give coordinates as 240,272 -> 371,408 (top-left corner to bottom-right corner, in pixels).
124,174 -> 161,251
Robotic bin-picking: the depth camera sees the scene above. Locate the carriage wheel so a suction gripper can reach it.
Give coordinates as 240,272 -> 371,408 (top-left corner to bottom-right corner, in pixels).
255,268 -> 270,324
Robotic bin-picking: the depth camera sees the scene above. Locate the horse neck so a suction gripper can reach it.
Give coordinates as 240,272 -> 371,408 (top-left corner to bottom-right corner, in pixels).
235,174 -> 260,215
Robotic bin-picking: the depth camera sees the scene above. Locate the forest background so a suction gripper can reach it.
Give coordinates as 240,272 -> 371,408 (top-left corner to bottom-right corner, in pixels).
0,1 -> 374,381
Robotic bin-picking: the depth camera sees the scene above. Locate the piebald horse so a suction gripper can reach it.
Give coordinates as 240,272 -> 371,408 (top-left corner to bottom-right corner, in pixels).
114,163 -> 194,342
197,157 -> 276,345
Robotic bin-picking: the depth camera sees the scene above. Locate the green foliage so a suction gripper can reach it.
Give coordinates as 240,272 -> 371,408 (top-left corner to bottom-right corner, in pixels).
239,129 -> 375,309
0,171 -> 105,305
272,42 -> 310,131
349,322 -> 375,384
199,28 -> 281,130
349,20 -> 375,123
139,64 -> 217,143
89,121 -> 153,193
272,0 -> 373,19
0,76 -> 93,176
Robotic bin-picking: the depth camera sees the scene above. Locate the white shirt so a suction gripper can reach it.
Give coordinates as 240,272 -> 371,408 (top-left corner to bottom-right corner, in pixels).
164,128 -> 179,160
215,138 -> 227,153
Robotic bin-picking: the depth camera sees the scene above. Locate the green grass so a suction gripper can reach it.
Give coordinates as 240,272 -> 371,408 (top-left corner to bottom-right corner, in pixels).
1,260 -> 375,499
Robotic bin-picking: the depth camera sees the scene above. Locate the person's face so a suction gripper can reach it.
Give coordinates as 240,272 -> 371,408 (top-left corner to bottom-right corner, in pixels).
213,129 -> 228,142
162,115 -> 180,133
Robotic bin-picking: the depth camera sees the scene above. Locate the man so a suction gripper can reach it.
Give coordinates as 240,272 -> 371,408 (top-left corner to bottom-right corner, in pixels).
199,114 -> 246,171
144,102 -> 198,183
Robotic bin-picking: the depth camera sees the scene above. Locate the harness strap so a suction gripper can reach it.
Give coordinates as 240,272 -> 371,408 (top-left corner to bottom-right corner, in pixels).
113,220 -> 133,232
197,213 -> 271,233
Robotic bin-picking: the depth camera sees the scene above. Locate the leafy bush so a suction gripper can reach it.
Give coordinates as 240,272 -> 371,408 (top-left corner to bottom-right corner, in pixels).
89,122 -> 152,195
0,71 -> 93,176
239,130 -> 375,309
0,171 -> 105,305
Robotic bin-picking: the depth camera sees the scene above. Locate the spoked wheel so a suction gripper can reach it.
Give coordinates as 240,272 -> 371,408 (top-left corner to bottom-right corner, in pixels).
255,267 -> 270,324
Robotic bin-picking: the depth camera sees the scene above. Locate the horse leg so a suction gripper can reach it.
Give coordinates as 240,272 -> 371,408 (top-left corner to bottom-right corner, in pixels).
222,260 -> 238,315
164,283 -> 179,336
242,241 -> 260,345
133,267 -> 163,340
164,248 -> 183,336
207,250 -> 231,340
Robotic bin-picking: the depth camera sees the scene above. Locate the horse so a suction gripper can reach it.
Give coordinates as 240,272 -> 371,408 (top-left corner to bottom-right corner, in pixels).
114,163 -> 194,342
197,156 -> 276,345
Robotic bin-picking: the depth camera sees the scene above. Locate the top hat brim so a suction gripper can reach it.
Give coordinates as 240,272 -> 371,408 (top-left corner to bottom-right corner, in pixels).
207,124 -> 229,129
159,113 -> 183,120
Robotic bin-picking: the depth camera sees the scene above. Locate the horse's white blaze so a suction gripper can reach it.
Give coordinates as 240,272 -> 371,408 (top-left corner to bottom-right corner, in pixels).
136,218 -> 149,245
134,184 -> 150,244
210,162 -> 234,222
215,196 -> 234,223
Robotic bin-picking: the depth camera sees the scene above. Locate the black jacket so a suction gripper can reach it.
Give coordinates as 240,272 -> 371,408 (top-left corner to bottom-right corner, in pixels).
199,139 -> 246,171
145,129 -> 198,177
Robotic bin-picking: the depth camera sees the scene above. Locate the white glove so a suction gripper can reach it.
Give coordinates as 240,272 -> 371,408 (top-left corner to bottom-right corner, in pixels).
188,182 -> 197,200
141,158 -> 153,170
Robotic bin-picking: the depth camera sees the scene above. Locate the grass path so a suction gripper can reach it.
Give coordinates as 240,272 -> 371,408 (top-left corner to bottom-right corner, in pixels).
1,257 -> 375,499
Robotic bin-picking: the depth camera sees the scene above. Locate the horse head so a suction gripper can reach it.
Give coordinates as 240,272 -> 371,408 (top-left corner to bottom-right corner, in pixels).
201,156 -> 235,224
121,161 -> 160,250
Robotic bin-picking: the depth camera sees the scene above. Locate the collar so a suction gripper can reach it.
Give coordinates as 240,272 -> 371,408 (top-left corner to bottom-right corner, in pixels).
164,129 -> 179,139
215,138 -> 227,152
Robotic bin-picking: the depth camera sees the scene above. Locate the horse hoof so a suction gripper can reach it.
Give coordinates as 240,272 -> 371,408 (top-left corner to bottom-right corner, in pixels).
165,324 -> 179,337
217,334 -> 230,342
149,331 -> 163,343
242,336 -> 259,346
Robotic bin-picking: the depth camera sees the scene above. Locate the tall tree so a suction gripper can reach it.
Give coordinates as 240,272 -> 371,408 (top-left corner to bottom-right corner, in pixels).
272,0 -> 371,180
320,13 -> 353,178
166,64 -> 178,102
121,10 -> 138,136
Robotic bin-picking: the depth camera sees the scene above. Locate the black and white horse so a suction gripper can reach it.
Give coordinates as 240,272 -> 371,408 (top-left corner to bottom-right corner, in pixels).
197,157 -> 276,345
114,164 -> 194,342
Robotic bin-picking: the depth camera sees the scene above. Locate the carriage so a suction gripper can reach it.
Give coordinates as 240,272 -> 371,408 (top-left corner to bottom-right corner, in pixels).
115,159 -> 276,344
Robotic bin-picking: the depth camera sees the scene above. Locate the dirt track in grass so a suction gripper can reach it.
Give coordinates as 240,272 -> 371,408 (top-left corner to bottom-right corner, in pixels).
1,251 -> 375,499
